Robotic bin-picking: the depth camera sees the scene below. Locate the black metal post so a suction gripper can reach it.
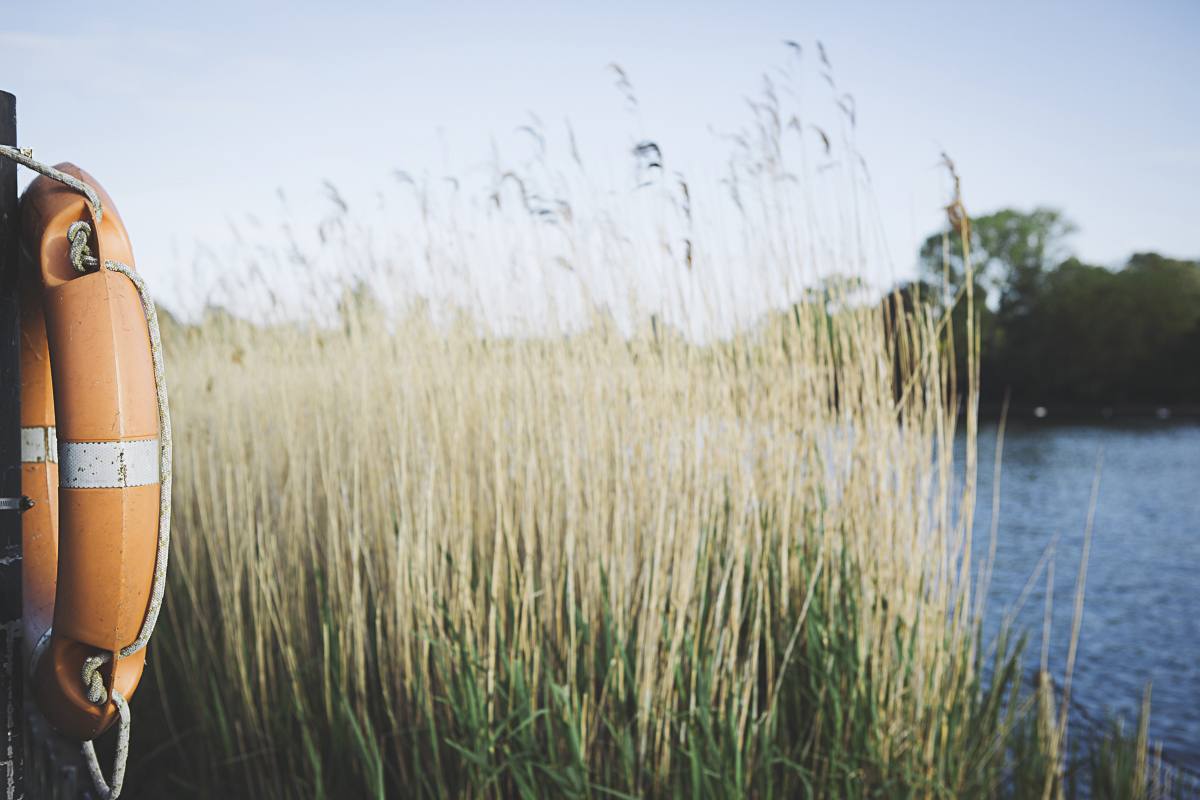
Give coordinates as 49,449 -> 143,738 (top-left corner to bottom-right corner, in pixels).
0,89 -> 26,799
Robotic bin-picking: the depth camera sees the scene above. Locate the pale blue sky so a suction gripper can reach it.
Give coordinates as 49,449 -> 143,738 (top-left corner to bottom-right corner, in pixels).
2,0 -> 1197,314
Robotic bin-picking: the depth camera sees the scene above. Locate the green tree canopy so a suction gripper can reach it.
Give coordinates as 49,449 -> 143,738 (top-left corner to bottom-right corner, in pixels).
1004,253 -> 1200,402
917,207 -> 1076,320
909,207 -> 1200,405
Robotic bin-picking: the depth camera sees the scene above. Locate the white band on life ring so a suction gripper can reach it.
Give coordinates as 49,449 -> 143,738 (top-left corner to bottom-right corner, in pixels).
20,426 -> 58,464
59,439 -> 160,489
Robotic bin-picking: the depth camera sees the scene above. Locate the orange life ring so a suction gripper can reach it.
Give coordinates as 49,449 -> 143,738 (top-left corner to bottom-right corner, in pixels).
18,164 -> 160,741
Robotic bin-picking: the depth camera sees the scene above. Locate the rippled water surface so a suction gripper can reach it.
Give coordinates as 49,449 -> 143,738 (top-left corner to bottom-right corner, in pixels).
968,419 -> 1200,767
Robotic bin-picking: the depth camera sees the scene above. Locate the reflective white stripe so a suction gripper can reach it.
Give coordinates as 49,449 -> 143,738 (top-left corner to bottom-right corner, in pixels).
59,439 -> 160,489
20,426 -> 57,464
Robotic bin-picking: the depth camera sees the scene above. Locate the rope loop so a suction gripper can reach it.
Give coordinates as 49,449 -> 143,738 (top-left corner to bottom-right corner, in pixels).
82,691 -> 130,800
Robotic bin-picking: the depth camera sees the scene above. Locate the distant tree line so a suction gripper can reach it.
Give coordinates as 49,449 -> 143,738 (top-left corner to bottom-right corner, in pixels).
897,208 -> 1200,406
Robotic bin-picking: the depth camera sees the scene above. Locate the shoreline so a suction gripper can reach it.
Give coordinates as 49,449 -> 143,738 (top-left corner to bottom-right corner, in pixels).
973,403 -> 1200,421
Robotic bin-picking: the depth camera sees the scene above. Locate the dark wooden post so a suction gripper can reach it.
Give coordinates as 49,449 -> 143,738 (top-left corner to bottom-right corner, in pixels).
0,88 -> 27,799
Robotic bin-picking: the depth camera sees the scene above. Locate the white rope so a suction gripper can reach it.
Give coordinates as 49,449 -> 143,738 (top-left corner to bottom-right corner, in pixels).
81,692 -> 130,800
0,145 -> 103,223
102,256 -> 173,661
0,146 -> 172,800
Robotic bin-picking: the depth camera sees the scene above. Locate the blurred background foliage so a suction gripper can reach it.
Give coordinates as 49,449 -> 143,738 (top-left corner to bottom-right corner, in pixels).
905,208 -> 1200,406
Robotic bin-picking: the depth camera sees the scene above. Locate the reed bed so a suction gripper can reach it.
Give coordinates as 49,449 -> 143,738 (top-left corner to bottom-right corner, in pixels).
129,250 -> 1182,800
149,281 -> 1021,799
114,81 -> 1182,798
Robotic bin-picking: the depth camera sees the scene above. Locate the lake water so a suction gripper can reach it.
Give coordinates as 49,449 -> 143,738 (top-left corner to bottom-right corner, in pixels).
969,419 -> 1200,768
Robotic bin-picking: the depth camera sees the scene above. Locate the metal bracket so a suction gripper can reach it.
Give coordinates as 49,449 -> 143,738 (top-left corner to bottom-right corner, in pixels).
0,496 -> 34,512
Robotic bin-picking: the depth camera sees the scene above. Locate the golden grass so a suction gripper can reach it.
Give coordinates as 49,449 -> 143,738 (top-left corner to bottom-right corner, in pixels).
148,263 -> 1022,795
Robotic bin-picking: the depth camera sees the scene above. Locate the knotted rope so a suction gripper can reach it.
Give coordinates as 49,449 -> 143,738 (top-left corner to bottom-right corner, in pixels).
1,144 -> 172,800
67,220 -> 99,272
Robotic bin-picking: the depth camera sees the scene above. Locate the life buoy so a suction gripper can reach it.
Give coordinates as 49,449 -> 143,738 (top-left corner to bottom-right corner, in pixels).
18,164 -> 162,743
